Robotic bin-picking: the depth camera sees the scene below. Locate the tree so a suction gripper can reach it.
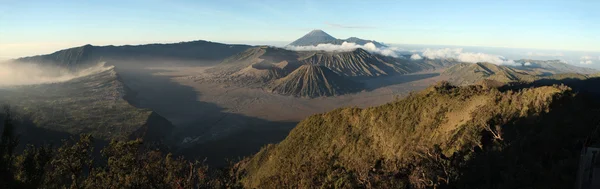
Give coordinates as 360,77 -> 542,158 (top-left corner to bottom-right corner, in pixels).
46,134 -> 94,189
14,144 -> 53,188
0,105 -> 20,188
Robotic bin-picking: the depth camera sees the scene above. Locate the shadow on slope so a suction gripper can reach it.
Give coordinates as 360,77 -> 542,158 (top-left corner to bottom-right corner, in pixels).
234,78 -> 600,188
115,65 -> 296,166
452,78 -> 600,188
0,112 -> 110,157
360,72 -> 440,91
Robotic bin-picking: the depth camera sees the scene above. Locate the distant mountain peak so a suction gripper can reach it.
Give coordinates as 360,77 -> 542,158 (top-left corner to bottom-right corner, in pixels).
307,29 -> 330,35
289,30 -> 337,46
289,30 -> 386,47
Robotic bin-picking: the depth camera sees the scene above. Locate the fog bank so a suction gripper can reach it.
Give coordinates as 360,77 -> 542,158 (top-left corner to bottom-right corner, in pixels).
0,62 -> 112,87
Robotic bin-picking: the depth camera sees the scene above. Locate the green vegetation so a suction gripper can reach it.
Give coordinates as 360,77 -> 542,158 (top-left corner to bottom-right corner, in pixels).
235,81 -> 600,188
0,108 -> 240,189
3,78 -> 600,188
0,68 -> 172,141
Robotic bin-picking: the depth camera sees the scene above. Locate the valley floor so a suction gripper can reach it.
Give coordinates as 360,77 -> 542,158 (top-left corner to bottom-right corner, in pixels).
117,64 -> 446,165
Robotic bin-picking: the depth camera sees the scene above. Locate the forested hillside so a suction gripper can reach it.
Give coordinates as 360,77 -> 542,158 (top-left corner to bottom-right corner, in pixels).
236,80 -> 600,188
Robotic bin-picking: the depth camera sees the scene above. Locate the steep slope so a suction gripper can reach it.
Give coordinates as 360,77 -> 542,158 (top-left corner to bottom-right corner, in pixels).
17,40 -> 251,68
207,46 -> 303,85
0,67 -> 173,141
289,30 -> 338,46
289,30 -> 386,47
210,46 -> 454,97
214,47 -> 437,80
443,62 -> 537,85
235,81 -> 600,188
513,59 -> 597,74
301,48 -> 416,77
270,64 -> 361,98
212,46 -> 302,75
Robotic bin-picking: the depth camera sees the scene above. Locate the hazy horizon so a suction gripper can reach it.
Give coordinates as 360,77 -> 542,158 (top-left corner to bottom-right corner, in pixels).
2,1 -> 599,52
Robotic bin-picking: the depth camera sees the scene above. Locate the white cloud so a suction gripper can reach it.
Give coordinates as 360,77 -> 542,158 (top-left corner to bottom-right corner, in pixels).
581,55 -> 595,60
410,54 -> 422,60
420,48 -> 514,65
524,62 -> 532,66
579,55 -> 597,64
579,55 -> 600,60
285,42 -> 400,57
0,62 -> 112,87
526,52 -> 564,57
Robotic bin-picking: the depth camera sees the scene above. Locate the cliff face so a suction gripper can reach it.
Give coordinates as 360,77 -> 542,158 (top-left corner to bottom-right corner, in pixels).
0,67 -> 173,141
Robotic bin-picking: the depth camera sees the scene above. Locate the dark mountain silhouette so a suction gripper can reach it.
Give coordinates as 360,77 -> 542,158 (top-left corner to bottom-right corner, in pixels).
289,29 -> 386,47
16,40 -> 252,68
270,64 -> 361,98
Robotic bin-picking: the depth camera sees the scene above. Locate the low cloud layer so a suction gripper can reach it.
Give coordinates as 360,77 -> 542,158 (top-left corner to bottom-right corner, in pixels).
285,42 -> 400,57
0,62 -> 112,87
411,48 -> 514,65
580,55 -> 598,64
410,54 -> 422,60
526,52 -> 564,57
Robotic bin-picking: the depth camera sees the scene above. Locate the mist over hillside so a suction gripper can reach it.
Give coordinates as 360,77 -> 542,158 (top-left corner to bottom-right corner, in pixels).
0,66 -> 174,141
0,61 -> 111,87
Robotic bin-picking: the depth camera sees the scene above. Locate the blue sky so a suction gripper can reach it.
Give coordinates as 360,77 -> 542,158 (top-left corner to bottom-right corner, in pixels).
1,0 -> 599,59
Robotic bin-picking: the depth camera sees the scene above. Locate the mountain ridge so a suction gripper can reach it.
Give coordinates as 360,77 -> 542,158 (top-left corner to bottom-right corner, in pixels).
270,64 -> 362,98
0,66 -> 174,141
16,40 -> 252,68
235,80 -> 600,188
289,29 -> 386,47
512,59 -> 597,75
443,62 -> 537,85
